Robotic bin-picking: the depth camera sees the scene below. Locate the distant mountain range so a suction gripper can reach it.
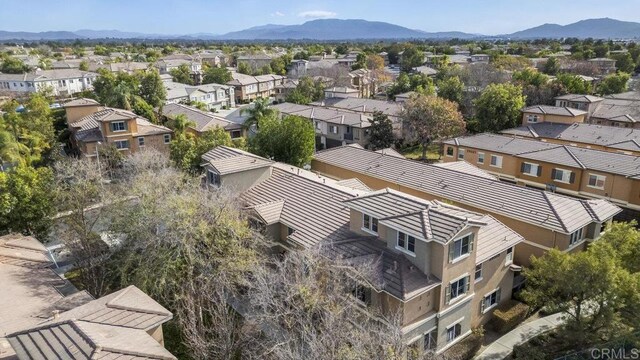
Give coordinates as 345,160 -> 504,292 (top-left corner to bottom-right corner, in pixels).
1,18 -> 639,41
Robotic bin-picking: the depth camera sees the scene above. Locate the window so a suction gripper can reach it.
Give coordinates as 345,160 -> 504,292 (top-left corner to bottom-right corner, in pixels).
446,275 -> 470,303
163,134 -> 171,144
552,168 -> 574,183
138,137 -> 145,147
329,125 -> 338,134
446,147 -> 454,157
110,121 -> 127,132
477,152 -> 485,164
315,121 -> 320,130
457,148 -> 465,160
362,214 -> 378,234
588,174 -> 606,189
449,234 -> 474,262
474,264 -> 483,282
482,288 -> 501,313
397,231 -> 416,254
521,162 -> 541,177
287,227 -> 295,235
570,228 -> 583,246
490,155 -> 502,168
114,140 -> 129,150
207,170 -> 220,186
424,329 -> 437,351
506,247 -> 513,264
230,130 -> 242,138
446,323 -> 462,343
527,114 -> 539,123
352,284 -> 371,305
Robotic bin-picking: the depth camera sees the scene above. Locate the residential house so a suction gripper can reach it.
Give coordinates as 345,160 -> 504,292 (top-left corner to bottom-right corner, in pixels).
288,59 -> 309,78
64,98 -> 173,157
310,97 -> 404,136
272,102 -> 372,149
201,146 -> 524,355
442,133 -> 640,212
588,58 -> 617,74
349,68 -> 377,98
274,78 -> 300,102
502,122 -> 640,155
0,69 -> 97,96
162,103 -> 244,139
311,145 -> 620,267
470,54 -> 490,63
164,80 -> 235,110
520,105 -> 588,125
414,66 -> 438,77
236,54 -> 273,72
88,61 -> 150,74
324,86 -> 360,99
155,59 -> 203,84
0,234 -> 175,360
227,72 -> 286,103
199,51 -> 229,67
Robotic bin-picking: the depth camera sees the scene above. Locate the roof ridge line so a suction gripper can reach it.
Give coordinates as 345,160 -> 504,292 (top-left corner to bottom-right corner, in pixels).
562,145 -> 587,169
541,192 -> 569,233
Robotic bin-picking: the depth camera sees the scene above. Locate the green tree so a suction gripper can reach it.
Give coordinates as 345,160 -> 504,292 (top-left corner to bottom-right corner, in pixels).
474,83 -> 526,132
400,47 -> 424,72
0,57 -> 29,73
139,69 -> 167,109
437,76 -> 464,105
512,68 -> 549,87
249,115 -> 315,167
79,60 -> 89,71
241,98 -> 276,129
285,77 -> 325,105
270,54 -> 292,76
611,53 -> 635,73
0,164 -> 54,239
202,66 -> 232,85
334,44 -> 349,55
237,62 -> 251,75
368,111 -> 395,150
597,72 -> 630,95
542,57 -> 560,75
402,94 -> 466,160
554,73 -> 592,94
170,64 -> 194,85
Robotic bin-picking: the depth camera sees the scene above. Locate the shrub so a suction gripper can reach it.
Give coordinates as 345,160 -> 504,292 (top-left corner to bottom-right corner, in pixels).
443,327 -> 484,360
490,300 -> 530,334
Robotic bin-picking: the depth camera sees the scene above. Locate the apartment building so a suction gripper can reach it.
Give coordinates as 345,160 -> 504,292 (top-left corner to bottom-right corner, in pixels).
64,98 -> 172,157
155,59 -> 203,84
521,105 -> 587,125
227,73 -> 286,103
501,122 -> 640,155
272,102 -> 372,149
200,146 -> 523,355
542,93 -> 640,129
0,234 -> 175,360
442,133 -> 640,211
0,69 -> 98,96
164,80 -> 235,110
311,145 -> 621,267
162,103 -> 244,139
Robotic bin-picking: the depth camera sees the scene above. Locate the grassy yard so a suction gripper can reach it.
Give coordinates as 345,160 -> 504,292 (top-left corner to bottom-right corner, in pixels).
399,143 -> 442,162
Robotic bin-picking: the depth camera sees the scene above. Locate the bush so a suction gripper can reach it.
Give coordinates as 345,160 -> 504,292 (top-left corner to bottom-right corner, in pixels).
443,327 -> 484,360
490,300 -> 530,334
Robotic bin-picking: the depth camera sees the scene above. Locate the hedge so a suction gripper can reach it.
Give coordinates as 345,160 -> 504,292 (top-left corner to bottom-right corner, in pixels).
490,299 -> 530,334
443,328 -> 484,360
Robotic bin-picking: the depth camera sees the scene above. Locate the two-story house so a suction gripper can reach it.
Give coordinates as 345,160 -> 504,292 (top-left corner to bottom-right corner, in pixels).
155,59 -> 203,84
520,105 -> 587,125
272,102 -> 372,149
311,145 -> 621,267
227,73 -> 286,103
162,103 -> 245,139
442,133 -> 640,212
0,69 -> 98,96
200,146 -> 523,356
64,98 -> 173,157
164,80 -> 235,110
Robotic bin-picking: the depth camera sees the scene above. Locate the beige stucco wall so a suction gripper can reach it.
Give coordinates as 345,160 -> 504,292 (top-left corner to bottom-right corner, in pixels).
65,105 -> 101,124
219,166 -> 272,193
472,251 -> 515,327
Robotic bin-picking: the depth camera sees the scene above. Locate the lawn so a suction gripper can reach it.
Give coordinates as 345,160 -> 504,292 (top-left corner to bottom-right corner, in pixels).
399,143 -> 442,162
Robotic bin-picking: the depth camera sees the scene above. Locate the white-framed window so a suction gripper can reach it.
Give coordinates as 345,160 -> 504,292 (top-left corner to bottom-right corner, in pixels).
570,228 -> 583,246
477,152 -> 485,164
423,329 -> 437,351
446,323 -> 462,343
446,146 -> 454,157
110,121 -> 127,132
506,247 -> 513,264
315,121 -> 320,130
207,170 -> 220,186
474,263 -> 483,282
552,168 -> 573,183
457,148 -> 465,160
587,174 -> 606,189
397,231 -> 416,254
448,234 -> 474,262
329,125 -> 338,134
490,155 -> 503,168
362,213 -> 378,234
114,140 -> 129,150
527,114 -> 539,123
164,134 -> 171,144
481,288 -> 501,313
521,162 -> 541,177
138,137 -> 145,147
446,275 -> 470,304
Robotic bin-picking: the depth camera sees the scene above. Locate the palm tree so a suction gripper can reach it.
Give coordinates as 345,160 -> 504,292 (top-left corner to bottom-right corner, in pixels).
171,114 -> 196,138
241,97 -> 277,130
0,128 -> 28,166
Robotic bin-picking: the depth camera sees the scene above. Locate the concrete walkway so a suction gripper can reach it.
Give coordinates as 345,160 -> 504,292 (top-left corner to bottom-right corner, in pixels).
475,313 -> 565,360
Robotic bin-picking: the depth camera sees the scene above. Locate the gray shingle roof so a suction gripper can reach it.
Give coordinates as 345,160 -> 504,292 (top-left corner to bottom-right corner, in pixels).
162,103 -> 241,132
313,146 -> 620,233
554,94 -> 604,103
522,105 -> 587,117
310,97 -> 403,117
433,161 -> 497,180
272,102 -> 372,128
202,146 -> 273,175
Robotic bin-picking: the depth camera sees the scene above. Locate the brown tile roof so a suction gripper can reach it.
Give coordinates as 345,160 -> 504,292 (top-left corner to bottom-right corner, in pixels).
522,105 -> 587,117
162,103 -> 241,132
202,146 -> 273,175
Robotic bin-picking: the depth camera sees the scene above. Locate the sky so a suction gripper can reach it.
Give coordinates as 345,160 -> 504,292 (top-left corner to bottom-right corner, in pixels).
2,0 -> 640,35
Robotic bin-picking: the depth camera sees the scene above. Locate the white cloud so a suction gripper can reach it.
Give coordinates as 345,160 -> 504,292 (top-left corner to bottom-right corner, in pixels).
271,11 -> 285,17
297,10 -> 337,19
